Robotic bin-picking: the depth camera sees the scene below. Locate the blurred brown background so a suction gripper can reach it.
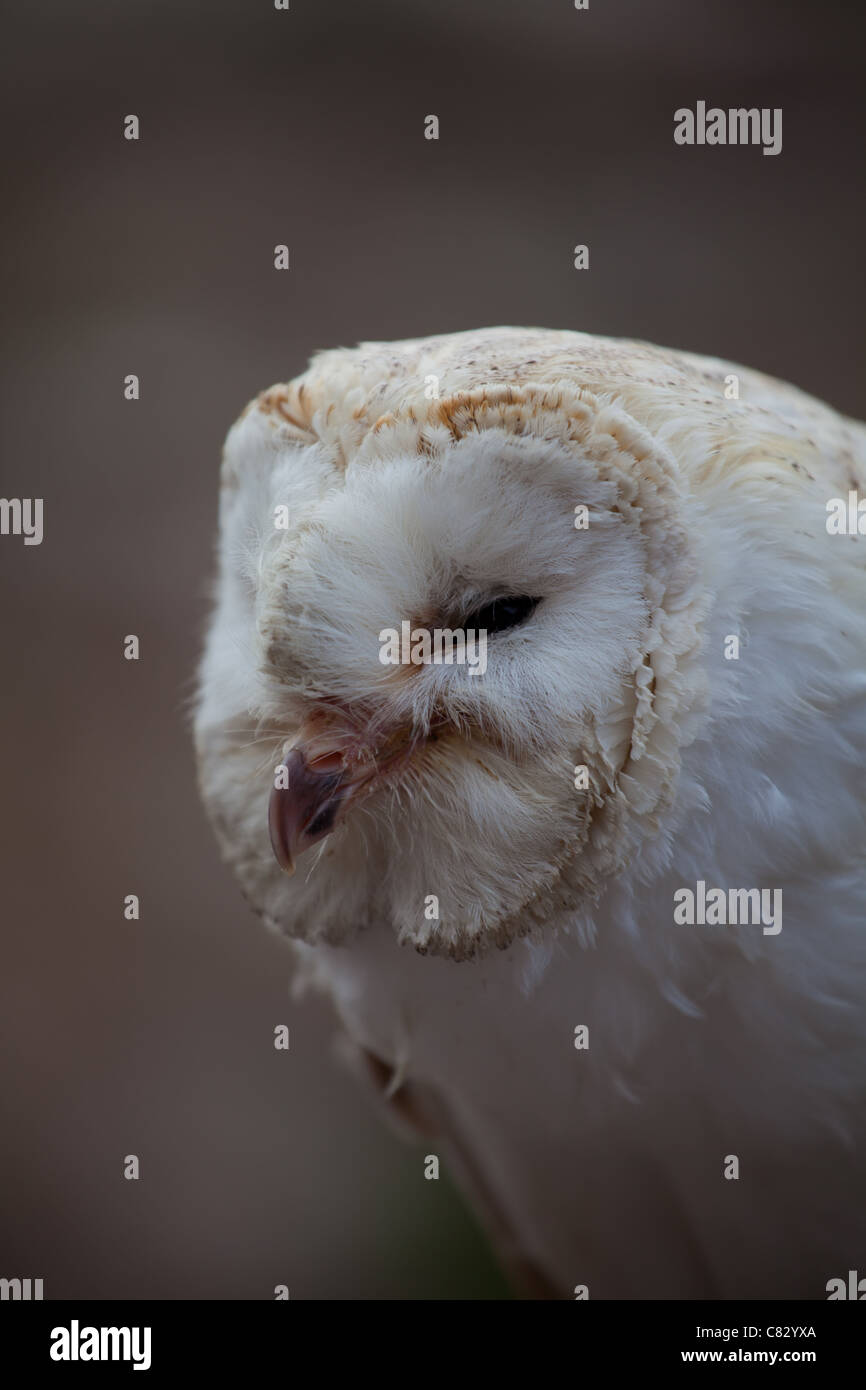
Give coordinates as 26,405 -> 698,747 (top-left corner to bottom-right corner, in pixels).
0,0 -> 863,1299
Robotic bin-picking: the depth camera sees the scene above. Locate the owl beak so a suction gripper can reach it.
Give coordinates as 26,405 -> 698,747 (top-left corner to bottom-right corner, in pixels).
268,746 -> 354,875
268,724 -> 415,875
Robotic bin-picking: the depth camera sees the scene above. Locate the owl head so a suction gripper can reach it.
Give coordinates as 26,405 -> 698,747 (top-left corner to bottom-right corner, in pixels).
196,330 -> 710,959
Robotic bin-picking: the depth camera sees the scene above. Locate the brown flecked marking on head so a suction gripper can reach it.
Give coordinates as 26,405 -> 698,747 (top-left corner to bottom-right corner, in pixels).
275,398 -> 308,431
433,399 -> 462,442
257,386 -> 286,415
257,386 -> 304,429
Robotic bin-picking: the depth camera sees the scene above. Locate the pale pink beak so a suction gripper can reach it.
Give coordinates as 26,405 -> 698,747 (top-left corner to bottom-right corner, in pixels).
268,721 -> 417,874
268,747 -> 352,874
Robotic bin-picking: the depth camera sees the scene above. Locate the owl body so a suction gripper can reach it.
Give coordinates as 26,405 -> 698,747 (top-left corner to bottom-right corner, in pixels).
196,328 -> 866,1298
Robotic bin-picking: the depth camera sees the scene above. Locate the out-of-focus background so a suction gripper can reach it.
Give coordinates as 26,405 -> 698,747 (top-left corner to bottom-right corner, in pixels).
0,0 -> 862,1299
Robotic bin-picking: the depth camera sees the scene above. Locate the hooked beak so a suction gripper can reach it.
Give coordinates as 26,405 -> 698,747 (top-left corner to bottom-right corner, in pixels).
268,722 -> 418,875
268,747 -> 350,875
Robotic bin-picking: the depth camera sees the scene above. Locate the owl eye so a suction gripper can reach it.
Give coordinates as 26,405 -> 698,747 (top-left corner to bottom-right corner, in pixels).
463,595 -> 540,635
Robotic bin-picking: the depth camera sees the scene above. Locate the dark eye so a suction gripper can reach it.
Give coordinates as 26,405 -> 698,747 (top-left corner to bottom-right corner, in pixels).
463,595 -> 540,635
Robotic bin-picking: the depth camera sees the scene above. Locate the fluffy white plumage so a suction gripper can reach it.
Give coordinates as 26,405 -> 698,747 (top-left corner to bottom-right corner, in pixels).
195,327 -> 866,1298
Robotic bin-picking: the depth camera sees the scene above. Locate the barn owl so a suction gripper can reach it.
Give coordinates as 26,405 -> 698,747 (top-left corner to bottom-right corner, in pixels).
195,327 -> 866,1299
